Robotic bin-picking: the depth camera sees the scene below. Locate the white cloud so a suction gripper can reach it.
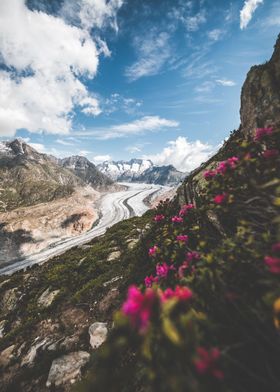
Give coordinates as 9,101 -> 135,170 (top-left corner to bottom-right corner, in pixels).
126,146 -> 142,154
184,11 -> 206,31
56,139 -> 75,146
216,79 -> 236,86
207,29 -> 224,41
195,81 -> 215,93
143,136 -> 217,172
76,116 -> 179,140
78,150 -> 91,156
61,0 -> 123,32
240,0 -> 263,29
0,0 -> 122,136
93,154 -> 112,163
125,31 -> 171,81
103,93 -> 142,114
29,142 -> 47,154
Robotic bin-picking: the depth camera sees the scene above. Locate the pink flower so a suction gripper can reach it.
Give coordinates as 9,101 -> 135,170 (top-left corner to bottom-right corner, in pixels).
254,126 -> 274,142
203,170 -> 217,181
156,262 -> 170,278
153,214 -> 165,222
213,193 -> 228,205
194,347 -> 224,380
186,251 -> 200,262
160,285 -> 193,302
216,156 -> 239,175
171,216 -> 183,223
178,261 -> 189,279
176,235 -> 189,243
179,203 -> 195,216
262,149 -> 279,159
264,256 -> 280,274
122,285 -> 156,332
149,245 -> 158,257
144,275 -> 159,288
227,156 -> 239,167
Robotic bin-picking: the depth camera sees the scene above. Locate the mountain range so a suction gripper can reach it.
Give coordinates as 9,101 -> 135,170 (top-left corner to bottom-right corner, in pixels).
97,159 -> 185,185
0,139 -> 113,212
0,141 -> 185,212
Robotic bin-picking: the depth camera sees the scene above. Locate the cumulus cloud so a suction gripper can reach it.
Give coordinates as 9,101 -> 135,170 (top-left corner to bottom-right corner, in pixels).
0,0 -> 122,136
93,154 -> 112,163
143,136 -> 217,172
216,79 -> 236,86
240,0 -> 263,29
78,116 -> 179,140
125,31 -> 171,81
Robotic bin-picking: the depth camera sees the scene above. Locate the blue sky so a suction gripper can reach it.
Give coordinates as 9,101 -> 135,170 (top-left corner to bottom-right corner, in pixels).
0,0 -> 279,171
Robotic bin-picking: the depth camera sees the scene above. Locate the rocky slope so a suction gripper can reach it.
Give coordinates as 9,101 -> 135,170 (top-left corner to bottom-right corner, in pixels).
0,35 -> 279,392
98,159 -> 185,185
0,140 -> 117,212
0,140 -> 83,212
135,164 -> 185,186
59,156 -> 114,190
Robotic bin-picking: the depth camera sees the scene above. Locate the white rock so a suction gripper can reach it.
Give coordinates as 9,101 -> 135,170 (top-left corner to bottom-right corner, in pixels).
0,319 -> 7,338
88,322 -> 108,349
46,351 -> 90,387
107,250 -> 121,262
38,288 -> 60,308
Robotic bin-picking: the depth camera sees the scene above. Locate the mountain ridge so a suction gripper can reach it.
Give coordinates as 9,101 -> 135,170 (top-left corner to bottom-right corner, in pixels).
97,158 -> 185,185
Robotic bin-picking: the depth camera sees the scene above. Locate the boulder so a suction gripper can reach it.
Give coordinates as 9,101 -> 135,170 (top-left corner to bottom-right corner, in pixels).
98,288 -> 119,313
46,351 -> 90,387
88,322 -> 108,349
107,250 -> 121,262
21,338 -> 48,367
38,288 -> 60,308
0,345 -> 15,368
127,238 -> 139,250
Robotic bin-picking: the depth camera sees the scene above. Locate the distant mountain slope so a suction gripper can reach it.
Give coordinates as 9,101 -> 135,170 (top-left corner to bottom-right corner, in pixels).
59,155 -> 114,190
0,139 -> 83,212
98,159 -> 185,185
134,164 -> 185,186
0,140 -> 115,212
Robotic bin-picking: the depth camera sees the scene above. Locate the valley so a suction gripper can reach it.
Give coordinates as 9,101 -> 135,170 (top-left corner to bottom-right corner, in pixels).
0,182 -> 169,275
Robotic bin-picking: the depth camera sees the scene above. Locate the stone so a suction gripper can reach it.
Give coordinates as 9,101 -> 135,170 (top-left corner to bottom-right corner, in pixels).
88,322 -> 108,349
103,275 -> 122,287
21,338 -> 48,367
0,345 -> 15,367
38,288 -> 60,308
107,250 -> 121,262
60,335 -> 80,351
1,288 -> 20,312
46,351 -> 90,387
98,288 -> 119,313
0,319 -> 7,338
127,238 -> 139,250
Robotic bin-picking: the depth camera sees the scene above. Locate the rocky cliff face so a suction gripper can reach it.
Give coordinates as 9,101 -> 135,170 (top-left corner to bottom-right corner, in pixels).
240,34 -> 280,136
177,34 -> 280,207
